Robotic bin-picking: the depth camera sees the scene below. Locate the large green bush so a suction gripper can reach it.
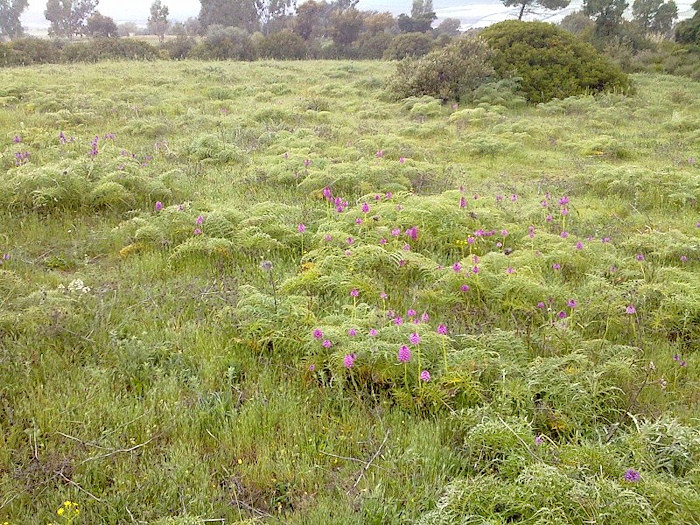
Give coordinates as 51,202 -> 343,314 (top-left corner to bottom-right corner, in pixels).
390,36 -> 495,101
383,32 -> 434,60
481,20 -> 631,103
258,30 -> 308,60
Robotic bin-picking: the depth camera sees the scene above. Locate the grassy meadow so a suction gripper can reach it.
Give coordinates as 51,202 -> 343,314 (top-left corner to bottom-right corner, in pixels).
0,60 -> 699,524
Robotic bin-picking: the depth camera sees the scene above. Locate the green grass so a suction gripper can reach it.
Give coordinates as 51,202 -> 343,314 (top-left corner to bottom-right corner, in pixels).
0,60 -> 699,524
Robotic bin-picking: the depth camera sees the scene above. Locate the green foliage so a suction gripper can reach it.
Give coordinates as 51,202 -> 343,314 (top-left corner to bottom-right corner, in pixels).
390,36 -> 494,101
195,24 -> 257,60
258,30 -> 307,59
583,0 -> 629,37
383,31 -> 434,60
481,20 -> 631,103
0,37 -> 61,66
0,0 -> 29,39
148,0 -> 170,42
676,0 -> 700,44
503,0 -> 570,21
61,38 -> 159,62
45,0 -> 98,39
633,0 -> 678,34
85,11 -> 118,38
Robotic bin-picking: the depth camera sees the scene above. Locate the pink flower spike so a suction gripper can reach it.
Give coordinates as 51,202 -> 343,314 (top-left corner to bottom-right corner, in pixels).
322,339 -> 332,348
420,370 -> 431,382
626,305 -> 636,315
298,223 -> 306,233
344,353 -> 356,368
369,328 -> 378,337
350,289 -> 359,297
194,228 -> 202,235
437,324 -> 448,335
313,329 -> 323,339
461,284 -> 470,292
453,262 -> 462,272
348,328 -> 357,336
399,157 -> 405,164
154,201 -> 163,211
362,202 -> 370,213
398,345 -> 411,363
409,332 -> 421,345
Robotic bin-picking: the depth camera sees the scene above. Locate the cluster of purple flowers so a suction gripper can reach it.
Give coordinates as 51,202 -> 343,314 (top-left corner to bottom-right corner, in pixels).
14,152 -> 29,166
89,136 -> 99,157
673,354 -> 687,367
58,131 -> 75,144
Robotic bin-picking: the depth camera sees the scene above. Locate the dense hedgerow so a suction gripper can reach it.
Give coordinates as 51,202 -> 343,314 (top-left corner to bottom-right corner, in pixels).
481,21 -> 631,103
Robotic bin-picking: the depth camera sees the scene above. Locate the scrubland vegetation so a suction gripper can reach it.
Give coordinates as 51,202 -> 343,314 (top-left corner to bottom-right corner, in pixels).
0,53 -> 698,523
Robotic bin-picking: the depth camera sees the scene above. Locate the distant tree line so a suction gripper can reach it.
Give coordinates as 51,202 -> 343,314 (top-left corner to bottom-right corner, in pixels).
0,0 -> 698,69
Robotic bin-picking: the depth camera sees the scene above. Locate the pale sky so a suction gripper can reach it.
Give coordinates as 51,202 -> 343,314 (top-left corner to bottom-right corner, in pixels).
21,0 -> 696,32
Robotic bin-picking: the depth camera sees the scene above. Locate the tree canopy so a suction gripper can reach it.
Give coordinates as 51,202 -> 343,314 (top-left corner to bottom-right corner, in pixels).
0,0 -> 29,39
45,0 -> 98,38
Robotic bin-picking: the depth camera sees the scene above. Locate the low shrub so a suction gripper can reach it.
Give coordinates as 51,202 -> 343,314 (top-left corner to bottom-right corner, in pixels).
390,36 -> 494,101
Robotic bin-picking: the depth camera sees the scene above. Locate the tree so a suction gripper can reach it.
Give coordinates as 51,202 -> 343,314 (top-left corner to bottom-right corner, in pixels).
198,0 -> 259,33
294,0 -> 332,39
254,0 -> 295,34
362,11 -> 395,34
502,0 -> 570,21
675,0 -> 699,43
0,0 -> 29,39
397,0 -> 435,33
148,0 -> 169,42
86,11 -> 116,37
583,0 -> 628,37
633,0 -> 677,34
328,7 -> 362,47
45,0 -> 98,39
436,18 -> 461,35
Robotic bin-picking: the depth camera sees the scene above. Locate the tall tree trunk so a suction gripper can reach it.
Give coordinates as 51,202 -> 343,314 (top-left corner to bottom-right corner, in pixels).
518,0 -> 527,20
